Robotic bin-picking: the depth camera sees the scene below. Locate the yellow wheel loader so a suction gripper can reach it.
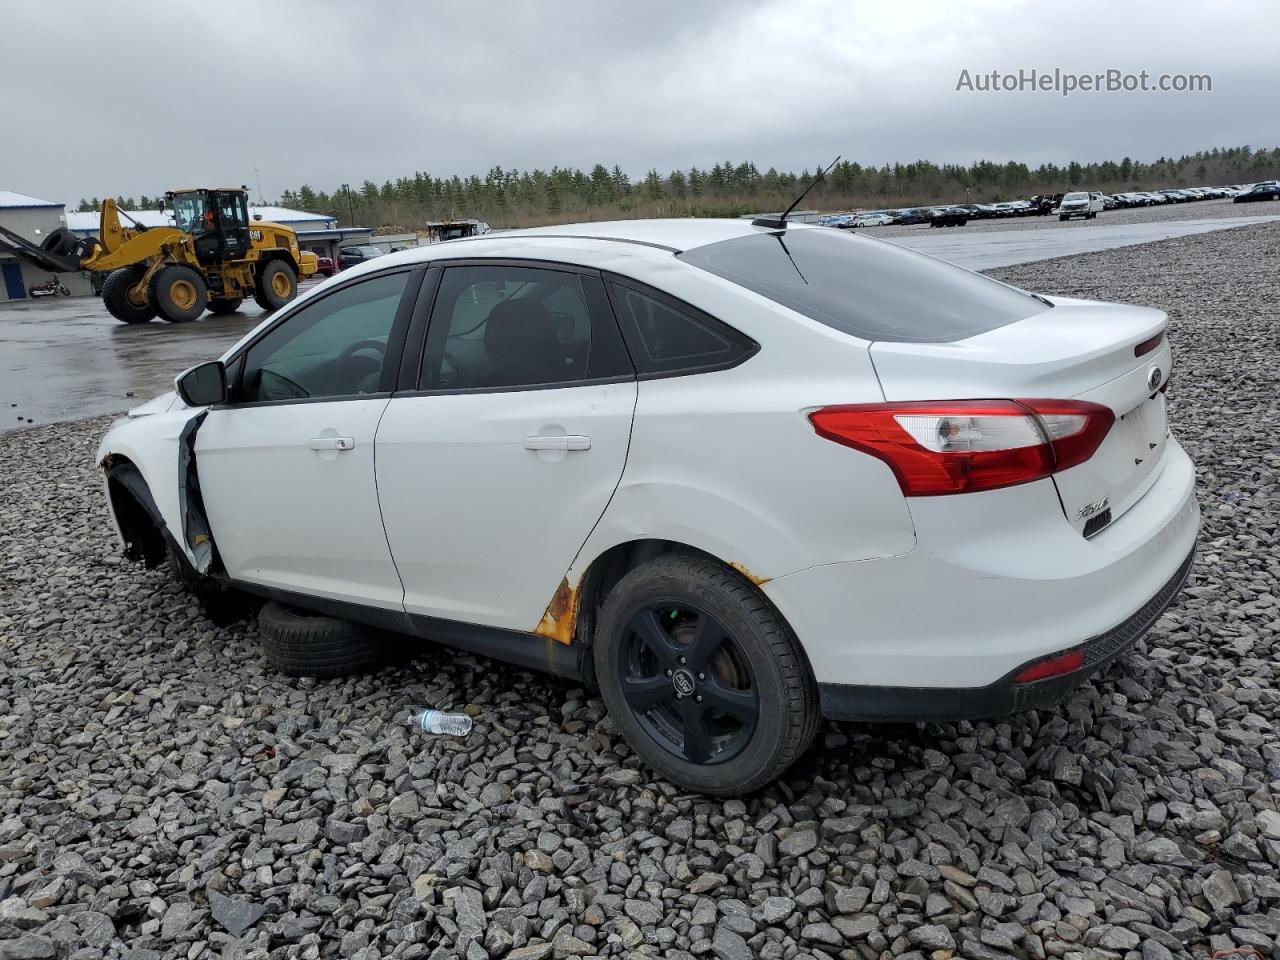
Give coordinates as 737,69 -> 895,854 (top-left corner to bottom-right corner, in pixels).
0,187 -> 317,324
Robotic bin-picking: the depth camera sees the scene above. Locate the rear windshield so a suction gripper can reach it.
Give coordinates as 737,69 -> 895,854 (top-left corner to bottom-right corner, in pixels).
676,228 -> 1050,343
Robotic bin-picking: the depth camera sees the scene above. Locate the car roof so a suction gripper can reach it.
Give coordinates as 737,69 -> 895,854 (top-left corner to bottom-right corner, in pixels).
314,217 -> 837,287
431,217 -> 815,255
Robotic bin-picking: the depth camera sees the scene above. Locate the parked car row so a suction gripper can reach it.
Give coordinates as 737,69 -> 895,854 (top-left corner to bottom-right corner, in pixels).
817,180 -> 1275,230
338,244 -> 386,270
1109,185 -> 1246,207
1233,180 -> 1280,203
299,246 -> 382,279
818,206 -> 972,229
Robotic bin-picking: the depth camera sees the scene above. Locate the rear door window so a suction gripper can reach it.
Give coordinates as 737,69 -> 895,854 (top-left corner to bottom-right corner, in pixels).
418,264 -> 633,390
676,227 -> 1049,343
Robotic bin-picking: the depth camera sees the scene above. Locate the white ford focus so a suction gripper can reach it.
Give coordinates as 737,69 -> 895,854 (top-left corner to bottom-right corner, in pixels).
98,218 -> 1198,794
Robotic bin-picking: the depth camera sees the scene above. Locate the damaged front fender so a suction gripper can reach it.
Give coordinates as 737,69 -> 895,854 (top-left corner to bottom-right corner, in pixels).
177,412 -> 218,575
97,403 -> 219,575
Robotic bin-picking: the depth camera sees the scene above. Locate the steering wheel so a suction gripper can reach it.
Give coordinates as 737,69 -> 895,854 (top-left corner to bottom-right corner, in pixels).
336,339 -> 386,390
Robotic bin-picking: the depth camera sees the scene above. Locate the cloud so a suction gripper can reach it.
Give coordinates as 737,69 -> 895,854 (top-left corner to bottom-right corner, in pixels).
2,0 -> 1273,204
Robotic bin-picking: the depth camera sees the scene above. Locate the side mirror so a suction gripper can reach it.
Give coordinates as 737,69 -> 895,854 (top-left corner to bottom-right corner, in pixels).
176,361 -> 227,407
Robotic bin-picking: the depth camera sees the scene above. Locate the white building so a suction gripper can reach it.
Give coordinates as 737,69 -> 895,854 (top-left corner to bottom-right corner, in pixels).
0,191 -> 93,301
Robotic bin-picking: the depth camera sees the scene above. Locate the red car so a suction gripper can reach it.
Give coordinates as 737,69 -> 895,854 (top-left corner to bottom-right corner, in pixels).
313,253 -> 335,277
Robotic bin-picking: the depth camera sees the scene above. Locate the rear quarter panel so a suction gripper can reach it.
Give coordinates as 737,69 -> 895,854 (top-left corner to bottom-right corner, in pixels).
568,263 -> 918,585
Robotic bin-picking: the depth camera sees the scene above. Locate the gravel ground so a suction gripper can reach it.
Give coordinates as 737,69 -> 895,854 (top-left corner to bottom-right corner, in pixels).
1,222 -> 1278,960
868,197 -> 1272,238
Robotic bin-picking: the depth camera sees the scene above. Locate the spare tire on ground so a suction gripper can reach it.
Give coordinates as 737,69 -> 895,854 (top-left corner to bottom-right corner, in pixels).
257,601 -> 390,678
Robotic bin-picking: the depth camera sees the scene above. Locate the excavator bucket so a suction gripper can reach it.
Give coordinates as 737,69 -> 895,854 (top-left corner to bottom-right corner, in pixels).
0,222 -> 85,273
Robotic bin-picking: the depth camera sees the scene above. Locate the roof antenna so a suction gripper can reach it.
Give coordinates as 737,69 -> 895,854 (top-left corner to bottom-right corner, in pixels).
752,155 -> 841,230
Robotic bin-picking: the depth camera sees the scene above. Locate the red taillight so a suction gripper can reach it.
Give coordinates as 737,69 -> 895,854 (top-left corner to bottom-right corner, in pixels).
1133,332 -> 1164,357
808,399 -> 1114,496
1013,649 -> 1084,683
1021,398 -> 1115,472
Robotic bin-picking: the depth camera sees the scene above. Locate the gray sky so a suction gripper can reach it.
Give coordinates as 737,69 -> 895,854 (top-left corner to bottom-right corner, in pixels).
3,0 -> 1275,204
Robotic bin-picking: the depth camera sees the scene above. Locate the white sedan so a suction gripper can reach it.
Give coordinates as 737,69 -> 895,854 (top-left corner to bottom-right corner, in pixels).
98,218 -> 1198,795
850,212 -> 895,227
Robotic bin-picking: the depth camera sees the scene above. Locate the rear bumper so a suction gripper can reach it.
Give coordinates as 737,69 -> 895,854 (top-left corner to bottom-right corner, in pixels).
763,436 -> 1199,693
817,547 -> 1194,722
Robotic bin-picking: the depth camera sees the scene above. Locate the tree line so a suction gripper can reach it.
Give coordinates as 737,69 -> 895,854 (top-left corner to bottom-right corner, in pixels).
76,145 -> 1280,229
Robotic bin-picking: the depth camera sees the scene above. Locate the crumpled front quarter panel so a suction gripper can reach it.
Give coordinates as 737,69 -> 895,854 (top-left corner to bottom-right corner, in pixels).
97,406 -> 203,562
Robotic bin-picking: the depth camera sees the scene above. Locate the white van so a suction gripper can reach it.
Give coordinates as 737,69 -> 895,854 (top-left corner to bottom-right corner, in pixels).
1056,191 -> 1104,220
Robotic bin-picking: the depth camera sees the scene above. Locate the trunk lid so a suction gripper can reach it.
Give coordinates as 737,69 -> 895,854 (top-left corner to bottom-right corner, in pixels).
869,296 -> 1172,534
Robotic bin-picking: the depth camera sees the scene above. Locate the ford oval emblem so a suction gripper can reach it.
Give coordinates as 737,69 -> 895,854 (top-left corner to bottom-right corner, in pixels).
1147,366 -> 1163,391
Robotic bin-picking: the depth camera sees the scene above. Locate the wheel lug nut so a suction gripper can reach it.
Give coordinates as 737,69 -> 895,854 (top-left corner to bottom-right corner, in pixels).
697,673 -> 705,681
665,669 -> 672,676
679,656 -> 687,664
695,695 -> 703,703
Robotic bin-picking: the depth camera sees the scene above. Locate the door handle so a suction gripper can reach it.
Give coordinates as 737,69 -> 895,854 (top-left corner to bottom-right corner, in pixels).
523,435 -> 591,451
309,437 -> 355,451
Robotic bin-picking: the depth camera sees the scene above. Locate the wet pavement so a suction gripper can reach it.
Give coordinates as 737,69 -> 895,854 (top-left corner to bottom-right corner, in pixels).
1,284 -> 320,430
889,214 -> 1280,269
2,215 -> 1277,431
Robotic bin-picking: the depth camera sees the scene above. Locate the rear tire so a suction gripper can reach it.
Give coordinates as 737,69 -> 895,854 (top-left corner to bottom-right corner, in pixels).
254,259 -> 297,310
594,553 -> 819,796
150,264 -> 208,322
257,601 -> 388,678
102,266 -> 155,324
207,297 -> 243,315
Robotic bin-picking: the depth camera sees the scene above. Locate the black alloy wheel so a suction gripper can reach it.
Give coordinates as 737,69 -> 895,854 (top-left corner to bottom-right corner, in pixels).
619,603 -> 759,764
594,553 -> 819,795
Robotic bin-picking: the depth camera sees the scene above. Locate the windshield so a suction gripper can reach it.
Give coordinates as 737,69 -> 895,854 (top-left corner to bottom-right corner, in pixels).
1063,193 -> 1087,201
677,227 -> 1050,343
172,193 -> 211,233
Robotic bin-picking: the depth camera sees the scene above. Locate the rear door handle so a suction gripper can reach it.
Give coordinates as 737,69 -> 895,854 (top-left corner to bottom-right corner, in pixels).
523,435 -> 591,451
309,437 -> 355,451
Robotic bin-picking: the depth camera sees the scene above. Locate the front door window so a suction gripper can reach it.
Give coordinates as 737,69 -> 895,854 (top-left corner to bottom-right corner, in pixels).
238,272 -> 409,402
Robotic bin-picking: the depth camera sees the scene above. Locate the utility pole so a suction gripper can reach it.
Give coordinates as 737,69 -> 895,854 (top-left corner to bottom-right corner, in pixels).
341,183 -> 355,226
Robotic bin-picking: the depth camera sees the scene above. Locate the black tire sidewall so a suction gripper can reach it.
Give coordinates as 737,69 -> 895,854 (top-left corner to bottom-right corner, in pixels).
256,260 -> 296,310
257,601 -> 386,678
594,555 -> 816,795
102,267 -> 155,324
41,227 -> 76,257
150,265 -> 208,322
